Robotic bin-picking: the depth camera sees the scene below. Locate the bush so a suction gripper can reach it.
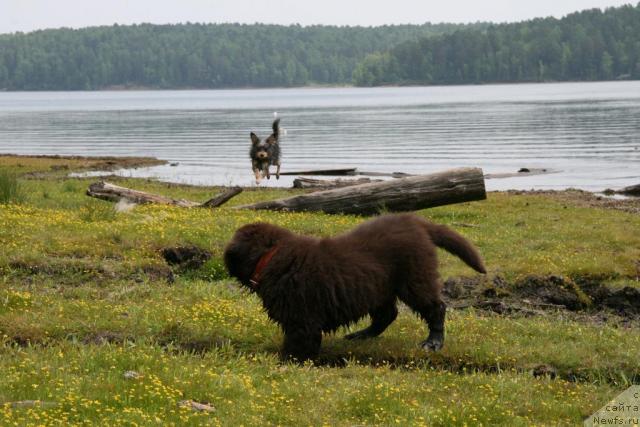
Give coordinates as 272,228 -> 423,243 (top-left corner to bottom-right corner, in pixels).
0,169 -> 22,203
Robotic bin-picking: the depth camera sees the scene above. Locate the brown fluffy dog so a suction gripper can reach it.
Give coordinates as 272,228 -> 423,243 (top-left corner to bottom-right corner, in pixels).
224,213 -> 486,361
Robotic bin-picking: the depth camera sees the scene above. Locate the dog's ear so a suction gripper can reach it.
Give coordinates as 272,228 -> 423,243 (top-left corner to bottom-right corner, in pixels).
250,132 -> 260,145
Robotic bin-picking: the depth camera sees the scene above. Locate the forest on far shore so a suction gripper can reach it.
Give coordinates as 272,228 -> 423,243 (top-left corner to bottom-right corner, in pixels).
0,3 -> 638,90
353,3 -> 640,85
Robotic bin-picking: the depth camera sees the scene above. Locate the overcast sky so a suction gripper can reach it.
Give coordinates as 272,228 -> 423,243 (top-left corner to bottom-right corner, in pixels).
0,0 -> 635,34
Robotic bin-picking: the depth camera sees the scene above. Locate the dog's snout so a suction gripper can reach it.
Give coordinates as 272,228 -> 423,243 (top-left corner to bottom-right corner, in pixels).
257,151 -> 268,159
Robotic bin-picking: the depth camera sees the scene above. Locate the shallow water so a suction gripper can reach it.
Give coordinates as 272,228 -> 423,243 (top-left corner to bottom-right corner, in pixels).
0,81 -> 639,191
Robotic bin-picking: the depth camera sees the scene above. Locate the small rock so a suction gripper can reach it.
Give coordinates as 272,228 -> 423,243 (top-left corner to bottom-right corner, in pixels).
115,199 -> 137,213
124,370 -> 142,380
178,400 -> 216,412
518,168 -> 530,173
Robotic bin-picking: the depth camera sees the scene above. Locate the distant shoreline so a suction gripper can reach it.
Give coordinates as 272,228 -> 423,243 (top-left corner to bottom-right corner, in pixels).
1,79 -> 638,93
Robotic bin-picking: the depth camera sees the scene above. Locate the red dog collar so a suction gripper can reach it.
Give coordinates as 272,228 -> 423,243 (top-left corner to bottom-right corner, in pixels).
249,246 -> 279,289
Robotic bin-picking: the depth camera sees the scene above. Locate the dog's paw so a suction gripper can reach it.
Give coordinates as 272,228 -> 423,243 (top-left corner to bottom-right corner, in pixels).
420,338 -> 444,352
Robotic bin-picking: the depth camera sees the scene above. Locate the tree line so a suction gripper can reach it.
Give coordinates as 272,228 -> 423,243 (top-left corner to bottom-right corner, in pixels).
353,4 -> 640,85
0,23 -> 478,90
0,4 -> 638,90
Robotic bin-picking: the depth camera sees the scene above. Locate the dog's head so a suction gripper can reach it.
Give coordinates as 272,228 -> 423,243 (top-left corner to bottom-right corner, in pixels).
250,134 -> 274,161
224,222 -> 289,288
249,119 -> 280,162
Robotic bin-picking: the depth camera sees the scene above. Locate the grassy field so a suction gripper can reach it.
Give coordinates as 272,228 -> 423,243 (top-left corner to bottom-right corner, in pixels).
1,156 -> 639,426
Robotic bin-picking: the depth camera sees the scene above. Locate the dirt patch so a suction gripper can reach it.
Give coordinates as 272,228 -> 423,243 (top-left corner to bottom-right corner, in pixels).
577,278 -> 640,315
502,189 -> 640,214
443,274 -> 640,323
313,350 -> 639,385
161,246 -> 212,271
514,275 -> 590,310
140,264 -> 175,284
5,259 -> 174,285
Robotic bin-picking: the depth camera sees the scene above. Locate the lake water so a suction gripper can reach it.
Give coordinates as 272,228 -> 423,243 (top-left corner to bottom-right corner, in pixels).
0,81 -> 639,191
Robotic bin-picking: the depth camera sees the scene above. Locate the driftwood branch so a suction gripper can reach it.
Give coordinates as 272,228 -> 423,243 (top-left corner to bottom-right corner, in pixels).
200,187 -> 244,207
237,167 -> 486,215
86,181 -> 242,208
358,171 -> 413,178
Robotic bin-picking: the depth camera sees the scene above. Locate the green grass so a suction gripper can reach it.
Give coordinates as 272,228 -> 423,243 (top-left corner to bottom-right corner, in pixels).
1,340 -> 613,426
2,279 -> 638,383
3,177 -> 638,284
1,155 -> 639,425
0,169 -> 22,204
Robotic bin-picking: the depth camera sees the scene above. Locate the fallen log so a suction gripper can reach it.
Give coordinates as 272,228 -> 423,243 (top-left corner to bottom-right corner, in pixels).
281,168 -> 411,178
87,181 -> 242,208
293,177 -> 381,189
279,168 -> 358,176
237,167 -> 486,215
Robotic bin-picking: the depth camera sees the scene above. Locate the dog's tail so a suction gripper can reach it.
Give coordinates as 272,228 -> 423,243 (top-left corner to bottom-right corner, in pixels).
424,222 -> 487,274
272,118 -> 280,139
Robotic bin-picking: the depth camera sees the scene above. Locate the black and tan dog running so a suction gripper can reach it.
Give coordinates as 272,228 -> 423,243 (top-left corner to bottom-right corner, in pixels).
249,118 -> 281,184
224,213 -> 486,362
